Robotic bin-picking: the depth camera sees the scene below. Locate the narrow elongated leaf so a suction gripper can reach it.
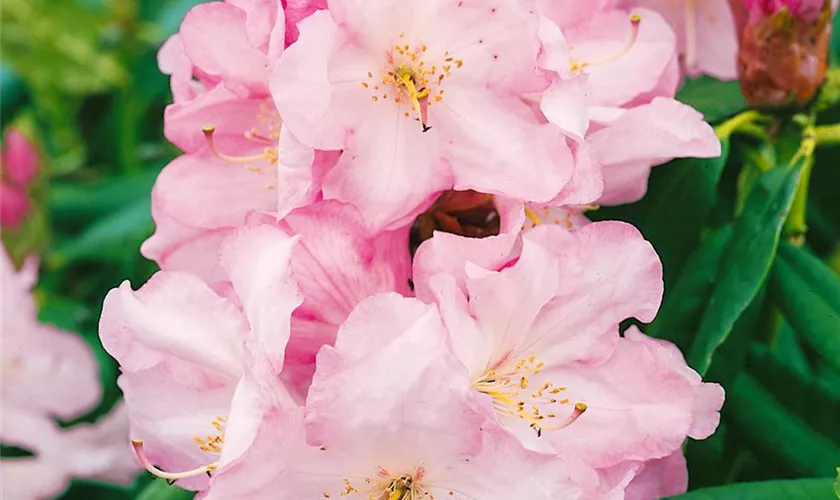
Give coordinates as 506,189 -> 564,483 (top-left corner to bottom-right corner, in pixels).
772,245 -> 840,372
666,478 -> 835,499
650,225 -> 733,351
49,198 -> 152,266
50,169 -> 159,223
747,343 -> 840,443
688,158 -> 805,374
726,373 -> 840,477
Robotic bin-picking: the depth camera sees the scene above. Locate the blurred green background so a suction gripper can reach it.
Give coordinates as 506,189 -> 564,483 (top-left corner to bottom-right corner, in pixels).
2,1 -> 840,499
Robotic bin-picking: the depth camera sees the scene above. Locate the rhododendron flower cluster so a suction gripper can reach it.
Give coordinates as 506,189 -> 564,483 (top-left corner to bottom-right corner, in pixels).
0,249 -> 138,500
100,0 -> 727,498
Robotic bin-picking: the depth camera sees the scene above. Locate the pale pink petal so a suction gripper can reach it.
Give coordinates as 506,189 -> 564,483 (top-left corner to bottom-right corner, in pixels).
624,451 -> 689,500
321,103 -> 451,231
180,2 -> 268,95
534,335 -> 696,468
0,459 -> 69,500
2,324 -> 101,420
158,35 -> 198,103
306,294 -> 486,459
99,272 -> 246,380
163,87 -> 274,153
438,86 -> 575,204
588,97 -> 720,204
270,11 -> 347,149
61,402 -> 140,485
283,0 -> 327,45
625,327 -> 724,440
220,225 -> 302,406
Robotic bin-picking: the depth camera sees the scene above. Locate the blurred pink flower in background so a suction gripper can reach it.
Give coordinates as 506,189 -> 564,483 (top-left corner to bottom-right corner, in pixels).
0,128 -> 39,229
0,248 -> 138,499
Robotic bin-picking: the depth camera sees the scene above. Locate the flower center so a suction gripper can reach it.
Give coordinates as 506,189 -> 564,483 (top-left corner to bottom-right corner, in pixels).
473,356 -> 586,437
363,34 -> 463,131
569,13 -> 641,74
328,467 -> 428,500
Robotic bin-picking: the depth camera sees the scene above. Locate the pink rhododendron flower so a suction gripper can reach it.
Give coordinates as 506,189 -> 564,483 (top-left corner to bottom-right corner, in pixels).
271,0 -> 587,230
204,294 -> 594,499
616,0 -> 739,80
1,249 -> 138,499
101,224 -> 302,490
0,128 -> 39,228
416,222 -> 724,486
146,0 -> 340,281
538,4 -> 721,205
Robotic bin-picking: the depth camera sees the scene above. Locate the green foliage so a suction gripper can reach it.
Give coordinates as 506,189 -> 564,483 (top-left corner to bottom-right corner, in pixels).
667,478 -> 836,499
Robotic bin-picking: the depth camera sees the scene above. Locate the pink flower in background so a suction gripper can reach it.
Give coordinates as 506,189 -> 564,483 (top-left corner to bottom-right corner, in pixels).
418,222 -> 723,490
0,249 -> 138,499
204,294 -> 593,499
616,0 -> 739,80
101,225 -> 302,490
271,0 -> 584,230
0,128 -> 39,229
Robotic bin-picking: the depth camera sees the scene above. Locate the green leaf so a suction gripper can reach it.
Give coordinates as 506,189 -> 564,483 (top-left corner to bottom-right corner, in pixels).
772,243 -> 840,372
636,142 -> 730,289
687,157 -> 806,374
667,478 -> 835,499
48,197 -> 152,266
725,373 -> 840,478
676,76 -> 747,123
135,480 -> 194,500
650,225 -> 733,351
50,169 -> 159,224
747,343 -> 840,443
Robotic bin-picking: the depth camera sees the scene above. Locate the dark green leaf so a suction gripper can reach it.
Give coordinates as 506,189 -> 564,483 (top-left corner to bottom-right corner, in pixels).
667,478 -> 835,499
747,343 -> 840,443
725,373 -> 840,478
688,157 -> 806,374
650,225 -> 733,351
676,76 -> 747,123
772,243 -> 840,372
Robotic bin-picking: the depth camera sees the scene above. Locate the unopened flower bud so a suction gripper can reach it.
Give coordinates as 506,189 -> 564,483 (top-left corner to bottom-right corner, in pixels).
738,0 -> 833,110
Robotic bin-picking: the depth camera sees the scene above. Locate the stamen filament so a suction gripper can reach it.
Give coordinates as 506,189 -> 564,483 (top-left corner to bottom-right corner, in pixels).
587,14 -> 642,67
202,126 -> 273,164
684,0 -> 697,70
131,439 -> 218,480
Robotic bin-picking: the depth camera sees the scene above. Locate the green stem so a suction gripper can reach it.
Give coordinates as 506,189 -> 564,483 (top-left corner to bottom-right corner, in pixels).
814,123 -> 840,146
715,110 -> 767,140
782,152 -> 814,247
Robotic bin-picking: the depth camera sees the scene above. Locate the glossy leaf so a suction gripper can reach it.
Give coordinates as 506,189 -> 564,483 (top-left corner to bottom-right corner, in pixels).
667,478 -> 835,499
688,157 -> 806,374
772,243 -> 840,372
651,225 -> 733,351
726,373 -> 840,478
